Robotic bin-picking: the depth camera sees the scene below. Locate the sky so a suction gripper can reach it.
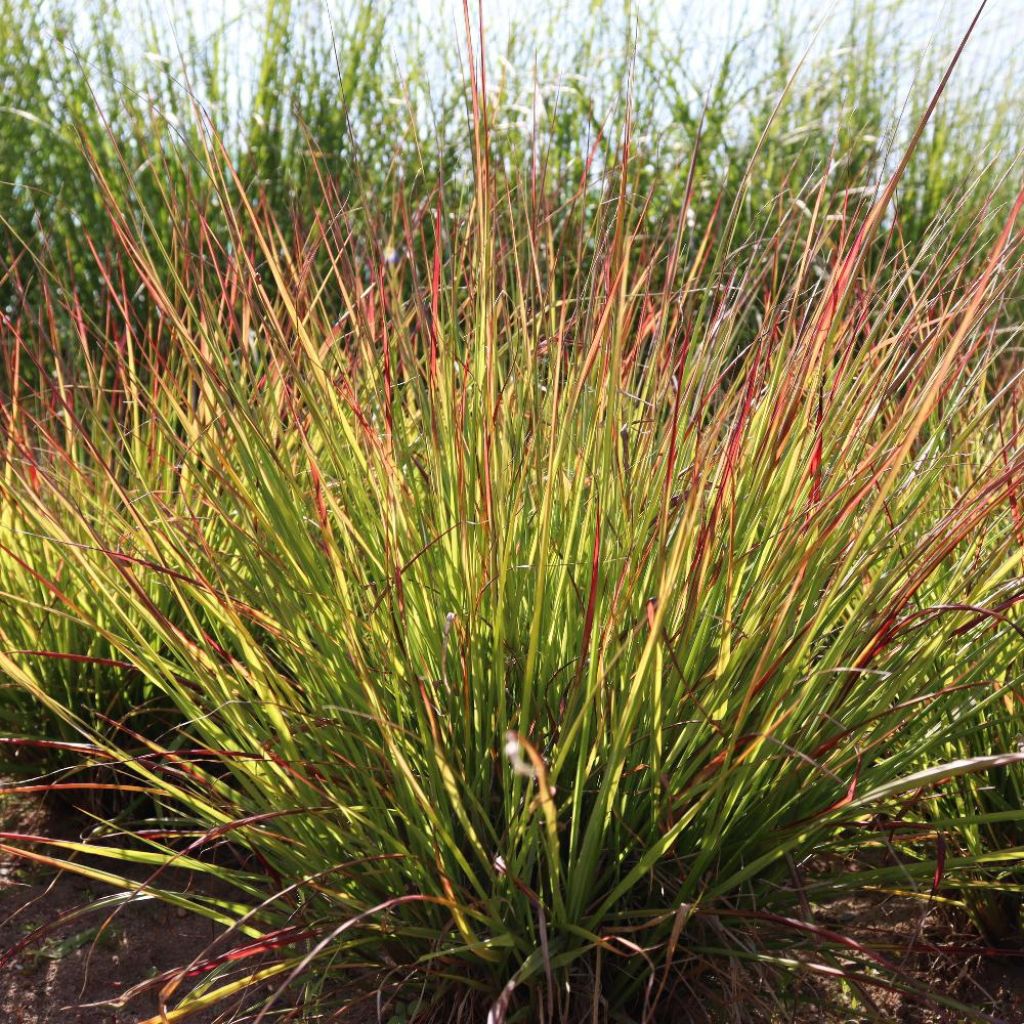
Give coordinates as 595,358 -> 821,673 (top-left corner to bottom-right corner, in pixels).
411,0 -> 1024,80
89,0 -> 1024,118
146,0 -> 1024,64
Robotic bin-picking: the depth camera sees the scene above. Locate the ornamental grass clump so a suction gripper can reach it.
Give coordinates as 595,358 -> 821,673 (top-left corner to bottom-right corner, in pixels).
1,4 -> 1024,1023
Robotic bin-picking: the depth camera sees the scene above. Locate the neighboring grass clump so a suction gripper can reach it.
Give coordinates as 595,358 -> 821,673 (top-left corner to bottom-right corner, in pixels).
1,1 -> 1024,1022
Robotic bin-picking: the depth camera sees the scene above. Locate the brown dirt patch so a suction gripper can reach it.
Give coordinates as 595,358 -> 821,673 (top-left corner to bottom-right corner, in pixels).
5,789 -> 1024,1023
789,889 -> 1024,1023
0,790 -> 244,1024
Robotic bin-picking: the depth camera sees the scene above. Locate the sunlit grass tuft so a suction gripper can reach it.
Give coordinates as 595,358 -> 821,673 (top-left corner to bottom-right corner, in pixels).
1,2 -> 1023,1022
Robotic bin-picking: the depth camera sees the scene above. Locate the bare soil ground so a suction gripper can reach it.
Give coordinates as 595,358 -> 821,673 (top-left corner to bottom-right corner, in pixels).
800,891 -> 1024,1023
0,790 -> 233,1024
4,788 -> 1024,1023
